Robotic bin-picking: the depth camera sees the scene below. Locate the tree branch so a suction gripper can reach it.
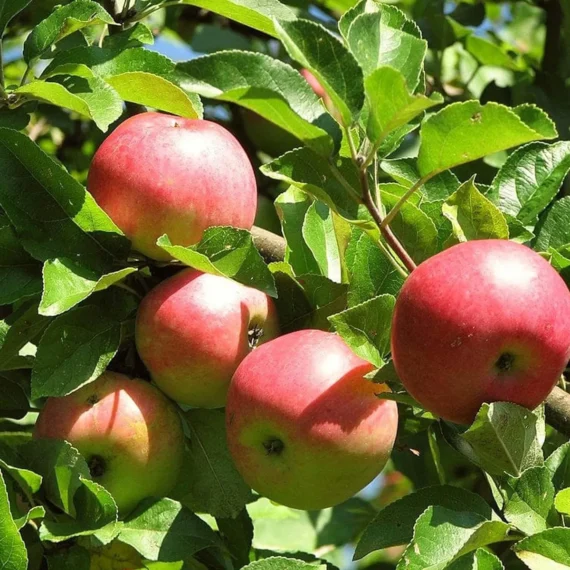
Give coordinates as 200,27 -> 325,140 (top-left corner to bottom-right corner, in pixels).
250,225 -> 570,438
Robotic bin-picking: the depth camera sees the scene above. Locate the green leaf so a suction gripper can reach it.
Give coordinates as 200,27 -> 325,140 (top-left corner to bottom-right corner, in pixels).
446,403 -> 543,478
346,230 -> 404,307
0,0 -> 33,36
22,439 -> 90,516
40,477 -> 118,542
31,304 -> 126,399
302,202 -> 342,282
217,509 -> 253,570
354,485 -> 498,559
107,72 -> 202,119
488,141 -> 570,224
442,178 -> 509,243
418,102 -> 557,177
262,148 -> 369,229
40,258 -> 136,317
447,549 -> 504,570
0,436 -> 42,501
243,558 -> 325,570
346,11 -> 427,88
419,199 -> 454,249
13,505 -> 45,531
0,471 -> 27,570
157,227 -> 276,298
365,67 -> 442,148
170,409 -> 252,519
555,488 -> 570,515
466,35 -> 522,71
0,375 -> 29,420
504,466 -> 555,535
535,196 -> 570,251
397,506 -> 512,570
513,528 -> 570,569
0,105 -> 33,131
329,294 -> 395,367
118,497 -> 221,562
180,0 -> 296,37
102,22 -> 154,49
15,75 -> 123,131
177,51 -> 339,156
45,545 -> 90,570
23,0 -> 114,63
0,129 -> 129,273
274,188 -> 320,276
275,18 -> 364,127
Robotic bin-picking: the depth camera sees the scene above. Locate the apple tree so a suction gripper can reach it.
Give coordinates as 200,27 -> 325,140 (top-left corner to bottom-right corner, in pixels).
1,0 -> 570,569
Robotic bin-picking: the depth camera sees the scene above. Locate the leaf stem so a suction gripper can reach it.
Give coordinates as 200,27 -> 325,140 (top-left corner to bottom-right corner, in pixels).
0,41 -> 4,91
20,65 -> 31,87
129,0 -> 182,22
380,174 -> 433,229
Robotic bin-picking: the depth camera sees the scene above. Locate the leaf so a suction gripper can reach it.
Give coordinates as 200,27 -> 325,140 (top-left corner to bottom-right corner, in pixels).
106,72 -> 202,119
0,376 -> 29,420
451,403 -> 543,477
354,485 -> 498,559
177,51 -> 339,156
488,141 -> 570,224
274,188 -> 320,276
0,128 -> 129,273
261,148 -> 368,229
243,558 -> 325,570
31,304 -> 128,399
329,294 -> 395,367
40,477 -> 118,542
447,549 -> 505,570
417,102 -> 557,177
302,202 -> 342,282
365,67 -> 442,148
0,436 -> 42,498
15,75 -> 123,132
170,409 -> 252,519
217,509 -> 253,570
546,442 -> 570,491
346,231 -> 404,307
346,11 -> 427,88
0,0 -> 33,36
40,258 -> 136,316
23,0 -> 114,63
555,488 -> 570,515
275,18 -> 364,127
397,506 -> 512,570
0,471 -> 27,570
13,505 -> 45,531
466,35 -> 522,71
442,178 -> 509,243
181,0 -> 296,37
118,497 -> 221,561
102,22 -> 154,49
513,528 -> 570,569
22,439 -> 90,516
535,196 -> 570,251
45,545 -> 90,570
157,227 -> 276,298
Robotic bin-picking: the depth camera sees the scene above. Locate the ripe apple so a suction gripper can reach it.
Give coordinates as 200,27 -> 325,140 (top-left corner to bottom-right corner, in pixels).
391,239 -> 570,425
87,112 -> 257,261
33,372 -> 185,515
226,329 -> 398,510
135,269 -> 280,409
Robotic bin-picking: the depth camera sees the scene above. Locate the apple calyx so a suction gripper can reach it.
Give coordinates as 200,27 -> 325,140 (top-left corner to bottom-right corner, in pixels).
248,324 -> 264,349
263,437 -> 284,456
86,394 -> 100,406
87,455 -> 107,478
494,352 -> 516,374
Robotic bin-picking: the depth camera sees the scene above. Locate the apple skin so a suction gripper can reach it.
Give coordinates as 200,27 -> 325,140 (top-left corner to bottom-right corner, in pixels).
226,329 -> 398,510
33,372 -> 185,515
135,269 -> 280,409
391,239 -> 570,425
87,112 -> 257,261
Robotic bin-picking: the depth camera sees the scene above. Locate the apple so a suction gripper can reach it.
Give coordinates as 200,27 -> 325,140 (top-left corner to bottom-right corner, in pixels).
33,371 -> 185,515
87,112 -> 257,261
226,329 -> 398,510
391,239 -> 570,425
135,269 -> 280,409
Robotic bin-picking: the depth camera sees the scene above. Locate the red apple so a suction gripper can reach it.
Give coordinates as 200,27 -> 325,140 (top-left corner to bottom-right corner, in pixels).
391,239 -> 570,424
226,329 -> 398,510
135,269 -> 280,408
33,372 -> 185,515
87,112 -> 257,261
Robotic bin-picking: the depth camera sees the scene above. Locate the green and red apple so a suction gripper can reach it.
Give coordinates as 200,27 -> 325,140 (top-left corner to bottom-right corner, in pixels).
136,269 -> 280,409
34,372 -> 185,515
87,112 -> 257,261
226,329 -> 398,510
391,239 -> 570,424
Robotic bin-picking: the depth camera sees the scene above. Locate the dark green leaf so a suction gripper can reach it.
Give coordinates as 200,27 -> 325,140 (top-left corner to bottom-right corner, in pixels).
513,528 -> 570,569
217,509 -> 253,570
0,0 -> 33,36
447,549 -> 504,570
243,558 -> 325,570
535,196 -> 570,251
0,376 -> 29,419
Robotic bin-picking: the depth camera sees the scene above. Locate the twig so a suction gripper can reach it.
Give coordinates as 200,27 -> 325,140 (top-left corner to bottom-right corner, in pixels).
251,226 -> 286,263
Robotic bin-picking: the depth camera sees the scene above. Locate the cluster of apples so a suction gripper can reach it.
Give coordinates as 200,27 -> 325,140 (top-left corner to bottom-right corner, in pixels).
33,105 -> 570,516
